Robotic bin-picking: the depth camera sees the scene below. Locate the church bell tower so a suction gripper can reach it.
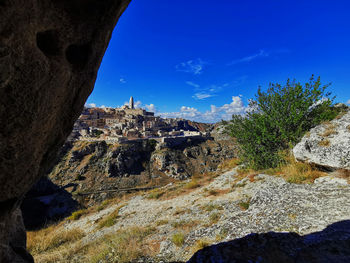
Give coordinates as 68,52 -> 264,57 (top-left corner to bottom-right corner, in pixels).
129,96 -> 134,109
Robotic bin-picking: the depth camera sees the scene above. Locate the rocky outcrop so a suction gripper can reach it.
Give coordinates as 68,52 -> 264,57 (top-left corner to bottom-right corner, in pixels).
31,137 -> 236,208
293,110 -> 350,170
0,0 -> 130,261
188,220 -> 350,263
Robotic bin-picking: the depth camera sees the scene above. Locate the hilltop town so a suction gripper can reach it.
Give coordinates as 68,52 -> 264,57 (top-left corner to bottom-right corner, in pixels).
71,96 -> 211,143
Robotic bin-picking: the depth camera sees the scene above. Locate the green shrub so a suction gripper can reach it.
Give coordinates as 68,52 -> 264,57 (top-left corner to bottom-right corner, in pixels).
223,76 -> 338,169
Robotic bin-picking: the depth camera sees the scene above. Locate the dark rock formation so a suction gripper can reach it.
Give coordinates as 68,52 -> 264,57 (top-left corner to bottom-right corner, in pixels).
0,0 -> 130,261
188,220 -> 350,263
21,177 -> 78,230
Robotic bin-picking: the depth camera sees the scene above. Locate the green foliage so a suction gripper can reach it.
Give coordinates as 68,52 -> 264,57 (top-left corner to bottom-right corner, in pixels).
223,76 -> 339,169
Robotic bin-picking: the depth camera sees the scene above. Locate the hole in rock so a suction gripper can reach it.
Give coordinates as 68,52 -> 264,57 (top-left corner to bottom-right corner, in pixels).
36,30 -> 60,56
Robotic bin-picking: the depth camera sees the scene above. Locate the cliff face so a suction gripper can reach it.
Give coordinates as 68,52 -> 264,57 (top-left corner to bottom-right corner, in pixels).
51,137 -> 235,198
22,136 -> 236,228
0,1 -> 130,261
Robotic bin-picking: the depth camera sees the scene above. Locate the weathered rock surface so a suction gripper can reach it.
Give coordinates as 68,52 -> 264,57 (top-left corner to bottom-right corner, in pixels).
293,110 -> 350,170
34,169 -> 350,262
188,220 -> 350,263
0,0 -> 130,261
23,137 -> 236,218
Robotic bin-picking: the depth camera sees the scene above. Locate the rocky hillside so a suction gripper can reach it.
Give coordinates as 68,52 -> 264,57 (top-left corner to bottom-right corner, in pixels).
294,109 -> 350,170
22,133 -> 236,229
27,165 -> 350,263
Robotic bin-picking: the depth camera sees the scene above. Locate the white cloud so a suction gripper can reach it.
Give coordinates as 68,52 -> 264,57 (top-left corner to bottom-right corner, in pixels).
192,93 -> 215,100
191,83 -> 227,100
347,99 -> 350,105
134,100 -> 142,108
159,96 -> 246,123
85,103 -> 96,108
176,58 -> 206,75
186,81 -> 200,88
120,78 -> 126,83
228,49 -> 269,65
145,104 -> 157,113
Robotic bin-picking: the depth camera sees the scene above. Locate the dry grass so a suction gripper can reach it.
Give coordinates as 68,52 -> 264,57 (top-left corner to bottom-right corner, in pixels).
147,188 -> 165,199
155,219 -> 169,226
171,219 -> 199,231
173,207 -> 191,216
215,227 -> 229,241
318,139 -> 331,147
31,226 -> 156,263
217,158 -> 241,171
191,238 -> 211,253
234,152 -> 327,185
87,226 -> 156,263
335,111 -> 347,120
145,172 -> 218,201
96,199 -> 112,211
171,232 -> 185,247
200,203 -> 224,212
335,169 -> 350,183
67,209 -> 88,221
347,125 -> 350,132
184,179 -> 201,189
321,122 -> 337,137
209,212 -> 221,225
97,205 -> 124,229
27,225 -> 85,255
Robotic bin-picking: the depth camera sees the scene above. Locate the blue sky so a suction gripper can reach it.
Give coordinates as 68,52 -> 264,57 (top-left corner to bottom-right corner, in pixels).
87,0 -> 350,123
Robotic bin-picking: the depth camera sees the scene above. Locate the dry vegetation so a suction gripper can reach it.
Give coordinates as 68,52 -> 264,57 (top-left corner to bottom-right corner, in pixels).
29,225 -> 157,263
145,171 -> 218,201
67,209 -> 88,221
217,158 -> 241,170
318,139 -> 331,147
171,232 -> 185,247
321,122 -> 338,137
171,219 -> 198,231
335,169 -> 350,183
97,205 -> 125,229
234,152 -> 327,185
27,225 -> 85,255
88,226 -> 156,263
191,238 -> 211,254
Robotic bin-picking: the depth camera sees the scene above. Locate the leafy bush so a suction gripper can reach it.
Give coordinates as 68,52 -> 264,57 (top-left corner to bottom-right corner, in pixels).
223,76 -> 339,169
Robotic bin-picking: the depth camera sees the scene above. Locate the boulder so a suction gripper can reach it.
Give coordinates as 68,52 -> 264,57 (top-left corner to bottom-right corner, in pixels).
0,0 -> 130,261
293,110 -> 350,170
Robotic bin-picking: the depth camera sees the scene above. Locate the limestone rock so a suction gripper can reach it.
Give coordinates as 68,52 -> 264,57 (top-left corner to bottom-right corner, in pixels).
187,173 -> 350,263
188,221 -> 350,263
293,110 -> 350,170
0,0 -> 130,261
